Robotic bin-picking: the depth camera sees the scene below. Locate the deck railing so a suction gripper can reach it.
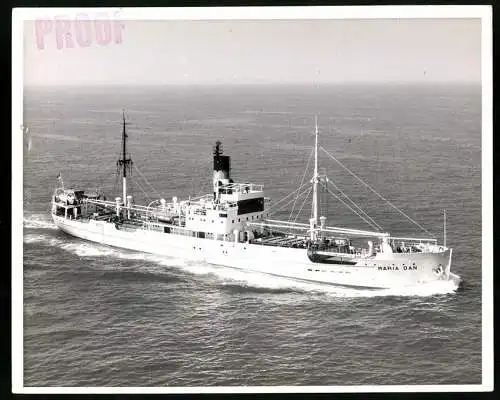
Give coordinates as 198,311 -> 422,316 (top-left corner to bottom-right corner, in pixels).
221,182 -> 264,193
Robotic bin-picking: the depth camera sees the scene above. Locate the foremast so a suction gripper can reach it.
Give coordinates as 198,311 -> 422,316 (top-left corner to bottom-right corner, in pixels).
117,110 -> 133,206
310,115 -> 320,240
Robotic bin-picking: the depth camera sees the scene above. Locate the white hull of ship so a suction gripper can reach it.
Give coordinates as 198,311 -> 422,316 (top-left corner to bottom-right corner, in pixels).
52,215 -> 455,290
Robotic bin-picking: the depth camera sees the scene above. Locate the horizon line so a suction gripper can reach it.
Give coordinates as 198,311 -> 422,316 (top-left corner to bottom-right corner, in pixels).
24,81 -> 482,88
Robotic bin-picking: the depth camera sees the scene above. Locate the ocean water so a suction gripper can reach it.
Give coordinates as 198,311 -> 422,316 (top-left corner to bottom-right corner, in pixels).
22,84 -> 482,387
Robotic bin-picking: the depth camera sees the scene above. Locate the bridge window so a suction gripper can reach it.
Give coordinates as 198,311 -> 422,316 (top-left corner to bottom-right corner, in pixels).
237,198 -> 265,215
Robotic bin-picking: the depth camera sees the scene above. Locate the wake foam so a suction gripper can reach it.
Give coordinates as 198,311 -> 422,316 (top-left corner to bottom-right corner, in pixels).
221,271 -> 459,297
23,214 -> 58,230
322,277 -> 460,298
24,233 -> 48,244
187,264 -> 461,297
58,241 -> 188,268
60,242 -> 117,258
24,233 -> 64,247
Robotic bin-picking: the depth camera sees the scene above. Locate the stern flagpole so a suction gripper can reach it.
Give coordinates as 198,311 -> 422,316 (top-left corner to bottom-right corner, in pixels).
57,172 -> 64,190
444,209 -> 447,247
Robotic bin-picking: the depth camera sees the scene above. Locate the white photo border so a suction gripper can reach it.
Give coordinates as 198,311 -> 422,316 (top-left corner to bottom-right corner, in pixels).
12,5 -> 493,394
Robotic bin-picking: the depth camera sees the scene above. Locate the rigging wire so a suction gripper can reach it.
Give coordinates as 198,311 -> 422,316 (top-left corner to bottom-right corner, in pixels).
293,188 -> 312,223
113,164 -> 120,198
192,164 -> 212,198
320,146 -> 434,237
327,178 -> 384,231
132,176 -> 154,204
268,186 -> 312,217
288,147 -> 314,222
195,179 -> 210,199
190,164 -> 207,197
129,177 -> 135,199
266,181 -> 311,214
133,164 -> 163,199
320,173 -> 328,221
325,186 -> 381,231
268,185 -> 312,216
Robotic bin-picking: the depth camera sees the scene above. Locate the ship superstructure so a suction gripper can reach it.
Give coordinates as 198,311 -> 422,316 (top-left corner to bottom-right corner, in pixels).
51,112 -> 459,290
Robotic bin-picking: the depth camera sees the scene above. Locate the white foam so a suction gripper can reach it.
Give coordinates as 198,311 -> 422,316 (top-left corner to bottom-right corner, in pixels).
54,239 -> 189,268
23,233 -> 50,244
322,277 -> 461,298
61,242 -> 117,258
217,268 -> 309,291
23,214 -> 58,230
23,233 -> 64,247
182,264 -> 221,277
142,254 -> 188,267
23,225 -> 189,268
189,264 -> 461,298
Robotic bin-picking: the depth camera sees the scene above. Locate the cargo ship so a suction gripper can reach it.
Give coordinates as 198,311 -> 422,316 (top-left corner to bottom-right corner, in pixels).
51,113 -> 459,290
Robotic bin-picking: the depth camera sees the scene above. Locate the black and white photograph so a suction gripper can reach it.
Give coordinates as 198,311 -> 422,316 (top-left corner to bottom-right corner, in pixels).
13,6 -> 493,393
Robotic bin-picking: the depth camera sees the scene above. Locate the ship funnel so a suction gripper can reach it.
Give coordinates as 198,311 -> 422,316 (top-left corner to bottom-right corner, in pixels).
213,140 -> 231,198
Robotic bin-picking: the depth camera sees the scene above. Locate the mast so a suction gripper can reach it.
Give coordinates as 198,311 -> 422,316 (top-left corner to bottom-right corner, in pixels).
117,110 -> 132,204
57,172 -> 64,190
309,115 -> 320,241
312,115 -> 319,226
443,209 -> 447,247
